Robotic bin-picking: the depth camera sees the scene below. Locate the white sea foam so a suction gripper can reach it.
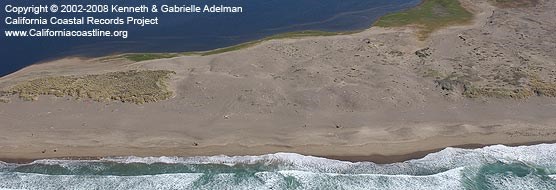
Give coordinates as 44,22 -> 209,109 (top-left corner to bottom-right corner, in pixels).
98,143 -> 556,166
483,173 -> 556,190
412,143 -> 556,170
102,152 -> 352,166
0,172 -> 203,190
0,169 -> 466,190
11,143 -> 556,175
276,167 -> 465,190
1,144 -> 555,190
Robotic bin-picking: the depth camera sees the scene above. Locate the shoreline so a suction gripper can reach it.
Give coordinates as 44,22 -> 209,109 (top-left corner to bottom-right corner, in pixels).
2,0 -> 555,169
101,0 -> 427,62
327,141 -> 556,164
3,141 -> 556,165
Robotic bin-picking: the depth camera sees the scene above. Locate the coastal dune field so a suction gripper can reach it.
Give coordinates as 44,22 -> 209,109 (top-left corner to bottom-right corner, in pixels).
0,0 -> 555,162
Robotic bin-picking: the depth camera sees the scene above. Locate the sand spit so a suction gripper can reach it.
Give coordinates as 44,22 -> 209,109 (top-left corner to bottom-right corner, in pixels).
0,0 -> 555,161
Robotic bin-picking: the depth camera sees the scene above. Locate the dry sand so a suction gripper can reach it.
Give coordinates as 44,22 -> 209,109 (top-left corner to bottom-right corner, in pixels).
1,0 -> 555,163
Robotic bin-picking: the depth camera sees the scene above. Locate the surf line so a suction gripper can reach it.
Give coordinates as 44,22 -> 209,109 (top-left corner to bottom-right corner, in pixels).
161,5 -> 243,13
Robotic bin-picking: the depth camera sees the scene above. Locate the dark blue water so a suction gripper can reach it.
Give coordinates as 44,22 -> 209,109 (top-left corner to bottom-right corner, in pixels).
0,0 -> 420,76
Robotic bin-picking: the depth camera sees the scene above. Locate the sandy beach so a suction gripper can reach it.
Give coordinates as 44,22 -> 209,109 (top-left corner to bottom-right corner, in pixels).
1,0 -> 555,163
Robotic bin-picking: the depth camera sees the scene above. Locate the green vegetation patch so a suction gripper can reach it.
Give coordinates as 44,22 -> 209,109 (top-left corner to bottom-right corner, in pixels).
117,30 -> 356,62
5,70 -> 175,104
123,53 -> 181,62
198,30 -> 355,56
197,41 -> 260,56
375,0 -> 473,39
264,30 -> 349,40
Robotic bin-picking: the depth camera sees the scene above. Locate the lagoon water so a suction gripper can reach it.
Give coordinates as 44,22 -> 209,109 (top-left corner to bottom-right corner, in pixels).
0,0 -> 420,76
1,144 -> 556,189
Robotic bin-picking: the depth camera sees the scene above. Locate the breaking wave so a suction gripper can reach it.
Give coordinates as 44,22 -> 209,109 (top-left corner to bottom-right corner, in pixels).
1,144 -> 556,189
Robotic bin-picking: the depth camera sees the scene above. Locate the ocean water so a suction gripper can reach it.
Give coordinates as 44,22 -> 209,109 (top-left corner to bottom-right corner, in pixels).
0,0 -> 420,76
1,144 -> 556,189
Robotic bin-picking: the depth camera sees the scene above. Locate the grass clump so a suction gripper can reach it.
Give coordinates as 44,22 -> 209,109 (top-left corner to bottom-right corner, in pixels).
5,70 -> 175,104
530,77 -> 556,97
374,0 -> 473,39
463,85 -> 533,99
422,69 -> 445,79
448,74 -> 556,99
0,97 -> 9,103
432,72 -> 534,99
435,74 -> 466,91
